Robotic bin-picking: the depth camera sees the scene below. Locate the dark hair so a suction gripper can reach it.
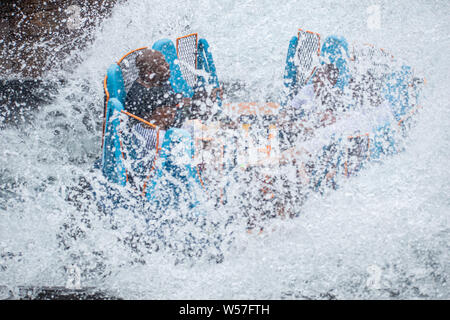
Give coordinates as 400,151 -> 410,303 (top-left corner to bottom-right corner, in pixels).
135,49 -> 170,84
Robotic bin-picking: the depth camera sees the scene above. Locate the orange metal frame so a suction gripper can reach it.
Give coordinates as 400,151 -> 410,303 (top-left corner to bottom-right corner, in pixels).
176,33 -> 198,69
102,47 -> 149,148
102,45 -> 209,195
117,46 -> 149,65
298,28 -> 321,84
298,28 -> 321,56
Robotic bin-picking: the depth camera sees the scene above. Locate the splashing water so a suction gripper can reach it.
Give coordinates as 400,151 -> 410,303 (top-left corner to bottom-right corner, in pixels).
0,0 -> 449,299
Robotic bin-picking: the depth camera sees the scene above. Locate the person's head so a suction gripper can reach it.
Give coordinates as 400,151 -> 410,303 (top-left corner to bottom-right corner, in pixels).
136,49 -> 170,86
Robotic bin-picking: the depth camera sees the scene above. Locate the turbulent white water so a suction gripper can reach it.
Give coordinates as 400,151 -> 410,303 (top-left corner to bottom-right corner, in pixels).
1,0 -> 449,299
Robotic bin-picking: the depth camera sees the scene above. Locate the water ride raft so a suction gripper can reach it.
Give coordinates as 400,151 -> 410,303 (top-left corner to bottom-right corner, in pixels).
99,31 -> 424,213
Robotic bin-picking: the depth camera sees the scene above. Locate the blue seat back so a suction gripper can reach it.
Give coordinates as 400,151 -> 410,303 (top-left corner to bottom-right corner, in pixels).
101,97 -> 126,186
282,35 -> 300,105
152,39 -> 194,98
106,63 -> 127,106
197,38 -> 220,88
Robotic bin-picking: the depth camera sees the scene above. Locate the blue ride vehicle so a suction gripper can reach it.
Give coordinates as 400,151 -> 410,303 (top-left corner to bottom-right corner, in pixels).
99,34 -> 221,215
97,31 -> 424,223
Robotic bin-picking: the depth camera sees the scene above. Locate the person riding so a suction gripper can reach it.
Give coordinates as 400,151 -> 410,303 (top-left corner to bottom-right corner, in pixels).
122,49 -> 223,213
281,36 -> 351,138
123,49 -> 195,190
125,49 -> 185,139
272,36 -> 352,217
278,35 -> 353,159
278,61 -> 341,163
